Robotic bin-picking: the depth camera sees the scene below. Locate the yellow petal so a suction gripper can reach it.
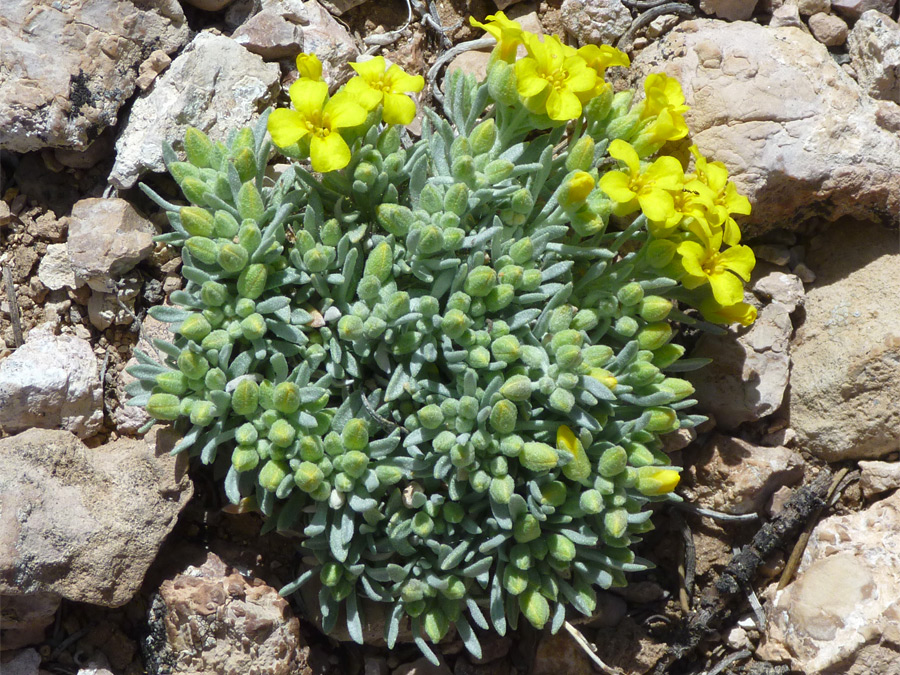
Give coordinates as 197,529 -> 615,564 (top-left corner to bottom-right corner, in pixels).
267,108 -> 309,148
386,65 -> 425,93
296,53 -> 323,81
343,77 -> 384,110
515,58 -> 548,98
546,88 -> 583,121
382,92 -> 417,125
289,79 -> 328,118
719,245 -> 756,281
608,139 -> 639,175
708,269 -> 745,306
350,56 -> 387,81
310,132 -> 352,173
645,156 -> 684,190
638,188 -> 675,222
598,171 -> 636,203
325,93 -> 368,129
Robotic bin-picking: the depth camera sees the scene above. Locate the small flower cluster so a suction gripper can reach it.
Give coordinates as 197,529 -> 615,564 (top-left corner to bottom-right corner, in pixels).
131,13 -> 756,664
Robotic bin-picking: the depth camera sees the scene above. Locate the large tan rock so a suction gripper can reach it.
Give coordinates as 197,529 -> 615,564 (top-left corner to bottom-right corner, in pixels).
630,20 -> 900,234
0,0 -> 188,153
0,427 -> 192,606
759,489 -> 900,673
788,221 -> 900,461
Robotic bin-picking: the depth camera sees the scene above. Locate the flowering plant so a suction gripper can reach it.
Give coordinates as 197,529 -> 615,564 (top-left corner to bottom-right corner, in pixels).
132,12 -> 755,663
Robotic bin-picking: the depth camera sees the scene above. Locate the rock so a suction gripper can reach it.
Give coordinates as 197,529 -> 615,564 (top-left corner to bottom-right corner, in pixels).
770,2 -> 807,28
789,221 -> 900,461
630,20 -> 900,234
37,243 -> 77,291
689,299 -> 791,430
591,616 -> 668,674
831,0 -> 896,19
183,0 -> 236,10
394,658 -> 452,675
685,435 -> 806,514
0,593 -> 60,650
447,50 -> 492,84
66,198 -> 156,293
318,0 -> 369,15
758,489 -> 900,673
792,262 -> 816,284
112,315 -> 170,434
135,50 -> 172,91
150,552 -> 309,675
0,427 -> 192,606
0,649 -> 41,675
0,0 -> 188,154
858,461 -> 900,498
848,10 -> 900,104
797,0 -> 831,13
808,12 -> 849,45
533,631 -> 594,675
699,0 -> 758,20
86,276 -> 141,331
53,129 -> 116,170
560,0 -> 633,47
232,0 -> 358,66
365,656 -> 389,675
110,32 -> 280,189
751,269 -> 805,312
0,333 -> 102,438
646,14 -> 682,38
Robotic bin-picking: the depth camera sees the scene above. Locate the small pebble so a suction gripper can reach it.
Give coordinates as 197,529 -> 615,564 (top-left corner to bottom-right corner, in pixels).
793,262 -> 816,283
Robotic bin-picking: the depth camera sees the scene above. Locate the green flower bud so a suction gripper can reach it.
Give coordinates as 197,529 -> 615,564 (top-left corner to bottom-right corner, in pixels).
555,344 -> 582,370
498,264 -> 524,289
500,434 -> 524,458
519,587 -> 550,629
324,431 -> 343,456
417,225 -> 444,256
487,59 -> 518,106
237,264 -> 267,300
509,238 -> 533,265
200,281 -> 229,308
238,222 -> 262,256
231,378 -> 259,416
320,562 -> 342,587
364,241 -> 393,283
441,309 -> 471,340
177,350 -> 209,380
638,322 -> 673,351
451,155 -> 476,183
548,388 -> 575,413
639,296 -> 673,322
155,371 -> 188,396
271,382 -> 300,415
521,268 -> 542,291
652,343 -> 686,369
500,375 -> 532,402
508,188 -> 533,216
268,419 -> 296,448
489,474 -> 515,504
466,346 -> 490,369
489,400 -> 518,434
417,404 -> 444,430
442,502 -> 465,524
443,183 -> 469,217
418,184 -> 443,214
235,423 -> 258,446
376,203 -> 415,237
387,290 -> 411,319
230,446 -> 259,472
583,345 -> 614,367
184,127 -> 216,168
218,242 -> 249,273
485,284 -> 514,311
333,472 -> 354,493
617,281 -> 644,307
571,309 -> 600,332
566,135 -> 596,172
363,316 -> 387,339
520,442 -> 558,472
185,236 -> 218,265
295,436 -> 322,463
541,481 -> 567,507
179,313 -> 212,343
431,430 -> 454,454
147,393 -> 181,420
412,511 -> 434,538
503,566 -> 529,596
190,400 -> 216,426
376,464 -> 404,485
304,247 -> 329,273
464,266 -> 497,298
180,206 -> 215,237
483,159 -> 514,184
580,489 -> 604,514
423,606 -> 449,644
180,177 -> 210,206
212,210 -> 239,238
469,118 -> 497,155
342,418 -> 369,451
443,576 -> 466,600
235,298 -> 256,318
598,446 -> 628,477
259,460 -> 289,492
337,315 -> 364,341
627,442 -> 656,467
614,315 -> 639,337
558,170 -> 596,210
547,533 -> 576,562
341,450 -> 368,479
168,161 -> 199,185
236,181 -> 264,222
240,313 -> 267,341
646,406 -> 679,432
604,508 -> 629,539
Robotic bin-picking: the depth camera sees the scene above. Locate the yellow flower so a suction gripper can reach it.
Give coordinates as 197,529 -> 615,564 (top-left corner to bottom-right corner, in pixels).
639,73 -> 689,142
558,170 -> 596,209
699,296 -> 758,326
676,226 -> 756,306
648,180 -> 716,239
515,34 -> 597,121
469,11 -> 525,62
598,139 -> 684,222
636,467 -> 680,496
688,146 -> 750,245
344,56 -> 425,125
557,425 -> 590,483
296,53 -> 323,82
267,79 -> 367,173
576,44 -> 630,101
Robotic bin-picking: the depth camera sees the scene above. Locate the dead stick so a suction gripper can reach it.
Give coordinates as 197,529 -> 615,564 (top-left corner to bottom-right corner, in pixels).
2,264 -> 24,347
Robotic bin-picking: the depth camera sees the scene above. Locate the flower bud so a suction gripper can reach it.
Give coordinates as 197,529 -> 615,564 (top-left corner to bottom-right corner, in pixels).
519,588 -> 550,629
483,159 -> 514,184
464,266 -> 497,298
490,335 -> 520,364
270,382 -> 300,415
179,313 -> 212,343
605,508 -> 629,538
614,316 -> 639,337
571,308 -> 600,331
177,350 -> 209,380
555,344 -> 582,370
466,346 -> 490,369
155,371 -> 188,396
636,466 -> 681,496
418,404 -> 444,430
190,400 -> 216,426
342,418 -> 369,451
231,378 -> 259,416
500,434 -> 524,458
485,284 -> 514,311
656,377 -> 694,401
557,425 -> 590,482
417,225 -> 444,256
180,206 -> 215,237
548,388 -> 575,413
184,126 -> 216,168
646,406 -> 679,433
469,118 -> 497,155
520,442 -> 558,472
235,423 -> 258,446
237,181 -> 264,222
259,459 -> 289,492
444,183 -> 469,216
637,322 -> 673,351
489,399 -> 518,435
639,296 -> 673,322
268,419 -> 296,448
412,511 -> 434,538
503,566 -> 529,595
652,343 -> 685,369
580,489 -> 604,514
218,242 -> 249,273
376,203 -> 415,237
566,135 -> 596,172
617,282 -> 644,307
500,375 -> 532,402
362,316 -> 387,339
342,450 -> 369,479
558,171 -> 595,209
364,241 -> 393,282
240,313 -> 267,341
376,464 -> 404,485
147,393 -> 182,420
386,290 -> 411,319
185,236 -> 218,265
320,562 -> 342,587
441,309 -> 471,340
583,344 -> 614,367
231,446 -> 259,472
443,502 -> 464,524
547,533 -> 576,562
489,474 -> 515,503
487,59 -> 519,106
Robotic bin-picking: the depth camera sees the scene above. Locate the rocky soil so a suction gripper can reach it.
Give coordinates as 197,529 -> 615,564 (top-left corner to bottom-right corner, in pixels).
2,0 -> 899,674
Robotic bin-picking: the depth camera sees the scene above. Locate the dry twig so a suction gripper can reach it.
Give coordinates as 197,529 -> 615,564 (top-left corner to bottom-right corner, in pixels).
2,263 -> 24,347
563,621 -> 626,675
